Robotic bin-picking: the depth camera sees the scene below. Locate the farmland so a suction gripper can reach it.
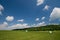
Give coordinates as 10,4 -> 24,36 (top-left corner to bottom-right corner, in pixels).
0,31 -> 60,40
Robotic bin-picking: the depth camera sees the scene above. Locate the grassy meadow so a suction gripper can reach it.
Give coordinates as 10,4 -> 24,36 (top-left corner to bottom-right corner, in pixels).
0,31 -> 60,40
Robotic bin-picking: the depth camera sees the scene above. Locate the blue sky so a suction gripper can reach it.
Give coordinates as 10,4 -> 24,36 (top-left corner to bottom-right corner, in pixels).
0,0 -> 60,30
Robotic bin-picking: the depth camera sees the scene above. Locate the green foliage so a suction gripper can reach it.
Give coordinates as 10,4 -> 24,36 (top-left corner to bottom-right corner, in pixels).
14,25 -> 60,31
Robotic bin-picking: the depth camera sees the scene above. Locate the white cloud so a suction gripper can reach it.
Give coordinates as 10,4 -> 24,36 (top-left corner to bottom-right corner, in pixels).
49,7 -> 60,21
0,22 -> 8,30
0,22 -> 31,30
0,11 -> 2,15
43,5 -> 49,10
17,19 -> 24,22
3,22 -> 8,25
36,21 -> 46,26
0,4 -> 4,15
41,17 -> 45,20
7,23 -> 30,30
48,23 -> 59,25
0,4 -> 4,11
32,21 -> 46,27
0,21 -> 46,30
6,16 -> 14,21
35,18 -> 40,21
37,0 -> 44,6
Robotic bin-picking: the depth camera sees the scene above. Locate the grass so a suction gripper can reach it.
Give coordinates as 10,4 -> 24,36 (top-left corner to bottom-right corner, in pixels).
0,31 -> 60,40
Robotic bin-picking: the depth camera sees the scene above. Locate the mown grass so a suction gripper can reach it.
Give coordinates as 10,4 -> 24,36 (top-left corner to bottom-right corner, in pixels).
0,31 -> 60,40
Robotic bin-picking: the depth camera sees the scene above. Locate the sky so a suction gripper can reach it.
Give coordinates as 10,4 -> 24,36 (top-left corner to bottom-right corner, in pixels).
0,0 -> 60,30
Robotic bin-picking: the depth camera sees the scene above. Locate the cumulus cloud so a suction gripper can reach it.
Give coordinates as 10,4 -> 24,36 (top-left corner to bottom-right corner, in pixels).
32,21 -> 46,27
36,21 -> 46,26
49,7 -> 60,21
41,17 -> 45,20
0,22 -> 31,30
17,19 -> 24,22
0,4 -> 4,11
35,18 -> 40,21
49,23 -> 59,25
0,22 -> 8,30
6,16 -> 14,21
43,5 -> 49,10
0,11 -> 2,15
37,0 -> 44,6
7,23 -> 30,30
0,4 -> 4,15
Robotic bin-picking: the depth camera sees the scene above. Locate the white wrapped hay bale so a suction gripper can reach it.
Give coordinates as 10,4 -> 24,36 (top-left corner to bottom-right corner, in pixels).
25,30 -> 28,32
49,31 -> 52,34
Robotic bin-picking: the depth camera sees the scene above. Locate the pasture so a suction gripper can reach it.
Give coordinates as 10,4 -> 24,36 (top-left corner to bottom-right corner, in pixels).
0,31 -> 60,40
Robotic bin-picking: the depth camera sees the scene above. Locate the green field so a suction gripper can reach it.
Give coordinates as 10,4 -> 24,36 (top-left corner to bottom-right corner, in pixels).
0,31 -> 60,40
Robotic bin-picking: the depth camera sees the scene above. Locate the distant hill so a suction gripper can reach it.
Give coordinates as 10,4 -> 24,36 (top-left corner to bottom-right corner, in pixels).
13,25 -> 60,31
